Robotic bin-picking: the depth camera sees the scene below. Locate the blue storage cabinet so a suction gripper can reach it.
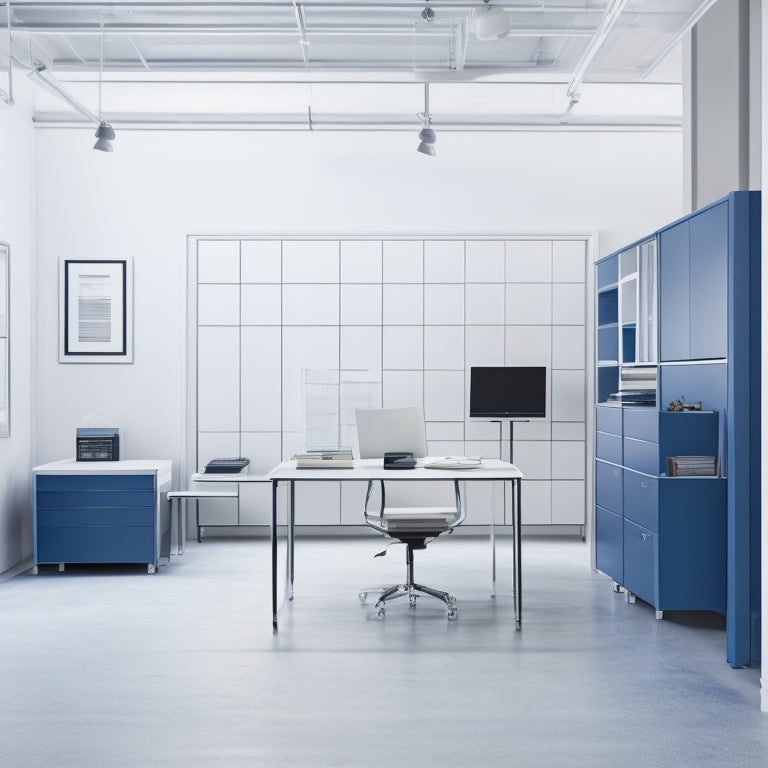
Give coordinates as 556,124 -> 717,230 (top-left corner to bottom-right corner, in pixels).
595,406 -> 726,616
659,201 -> 728,362
594,191 -> 760,667
595,255 -> 619,404
33,460 -> 173,574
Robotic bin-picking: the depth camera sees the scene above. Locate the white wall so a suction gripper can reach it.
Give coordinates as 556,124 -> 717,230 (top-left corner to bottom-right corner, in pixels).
30,126 -> 683,499
0,78 -> 35,572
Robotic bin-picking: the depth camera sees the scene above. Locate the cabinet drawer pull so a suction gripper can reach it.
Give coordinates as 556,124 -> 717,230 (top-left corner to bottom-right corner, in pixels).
640,481 -> 648,488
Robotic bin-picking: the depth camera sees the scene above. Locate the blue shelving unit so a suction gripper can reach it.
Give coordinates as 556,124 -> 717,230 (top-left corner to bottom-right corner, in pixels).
594,191 -> 761,667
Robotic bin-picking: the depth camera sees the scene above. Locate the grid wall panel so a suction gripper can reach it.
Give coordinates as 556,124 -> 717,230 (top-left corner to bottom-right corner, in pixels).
194,237 -> 588,529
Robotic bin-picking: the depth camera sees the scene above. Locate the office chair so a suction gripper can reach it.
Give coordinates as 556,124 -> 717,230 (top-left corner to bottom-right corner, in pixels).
355,407 -> 465,620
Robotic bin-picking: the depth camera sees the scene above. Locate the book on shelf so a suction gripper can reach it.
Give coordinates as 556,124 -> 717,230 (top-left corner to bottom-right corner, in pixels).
293,449 -> 354,469
666,455 -> 717,477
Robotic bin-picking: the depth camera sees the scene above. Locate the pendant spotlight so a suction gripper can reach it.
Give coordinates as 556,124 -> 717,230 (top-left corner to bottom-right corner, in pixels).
473,1 -> 510,41
416,83 -> 436,157
93,16 -> 115,152
94,121 -> 115,152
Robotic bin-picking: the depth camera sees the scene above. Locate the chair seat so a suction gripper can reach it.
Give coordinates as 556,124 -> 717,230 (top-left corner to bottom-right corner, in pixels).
377,507 -> 458,533
383,506 -> 457,519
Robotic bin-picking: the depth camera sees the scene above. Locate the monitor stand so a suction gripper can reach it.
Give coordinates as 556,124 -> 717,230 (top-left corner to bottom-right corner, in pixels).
490,419 -> 529,465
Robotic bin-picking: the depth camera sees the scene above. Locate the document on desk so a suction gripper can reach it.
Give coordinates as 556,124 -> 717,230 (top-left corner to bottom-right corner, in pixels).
293,450 -> 354,468
424,456 -> 483,470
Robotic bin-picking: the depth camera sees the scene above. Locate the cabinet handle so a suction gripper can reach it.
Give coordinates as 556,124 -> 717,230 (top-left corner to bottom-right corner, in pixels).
640,481 -> 648,488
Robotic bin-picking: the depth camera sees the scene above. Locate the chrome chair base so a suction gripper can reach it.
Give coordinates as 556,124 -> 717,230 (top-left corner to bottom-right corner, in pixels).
359,541 -> 458,620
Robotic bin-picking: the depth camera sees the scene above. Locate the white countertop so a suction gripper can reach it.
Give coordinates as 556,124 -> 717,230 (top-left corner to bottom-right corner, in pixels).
34,459 -> 173,475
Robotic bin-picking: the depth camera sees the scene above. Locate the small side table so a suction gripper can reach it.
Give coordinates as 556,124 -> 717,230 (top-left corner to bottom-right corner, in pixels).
166,490 -> 238,552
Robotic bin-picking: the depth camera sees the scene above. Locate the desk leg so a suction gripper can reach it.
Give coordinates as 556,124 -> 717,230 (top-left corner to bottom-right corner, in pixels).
287,480 -> 295,600
515,478 -> 522,630
490,517 -> 496,598
177,499 -> 185,556
272,480 -> 278,629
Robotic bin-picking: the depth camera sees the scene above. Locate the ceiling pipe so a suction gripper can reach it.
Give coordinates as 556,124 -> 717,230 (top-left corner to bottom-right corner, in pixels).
29,115 -> 681,132
565,0 -> 628,107
27,65 -> 100,122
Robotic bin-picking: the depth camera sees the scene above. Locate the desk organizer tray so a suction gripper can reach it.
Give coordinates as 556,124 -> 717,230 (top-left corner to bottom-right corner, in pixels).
204,457 -> 250,473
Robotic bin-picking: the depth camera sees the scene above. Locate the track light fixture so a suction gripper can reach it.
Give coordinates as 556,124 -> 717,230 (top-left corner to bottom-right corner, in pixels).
473,1 -> 510,41
93,16 -> 115,152
416,83 -> 436,156
27,62 -> 116,151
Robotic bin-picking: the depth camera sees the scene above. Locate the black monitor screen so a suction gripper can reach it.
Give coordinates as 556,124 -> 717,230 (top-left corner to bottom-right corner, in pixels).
469,366 -> 547,418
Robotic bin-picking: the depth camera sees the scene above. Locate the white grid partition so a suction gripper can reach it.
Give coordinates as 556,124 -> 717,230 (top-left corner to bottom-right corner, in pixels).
191,237 -> 588,529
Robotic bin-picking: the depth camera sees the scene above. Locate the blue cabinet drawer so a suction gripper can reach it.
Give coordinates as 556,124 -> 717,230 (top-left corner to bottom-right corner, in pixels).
37,474 -> 155,492
595,505 -> 623,583
623,437 -> 659,475
36,526 -> 155,565
595,460 -> 622,514
596,431 -> 622,464
623,519 -> 657,607
37,506 -> 154,528
37,490 -> 155,510
623,408 -> 658,442
623,470 -> 658,532
596,405 -> 622,436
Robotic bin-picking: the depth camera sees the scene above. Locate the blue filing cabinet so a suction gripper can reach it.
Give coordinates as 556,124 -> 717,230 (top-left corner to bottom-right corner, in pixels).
595,406 -> 726,614
33,459 -> 173,574
594,191 -> 761,667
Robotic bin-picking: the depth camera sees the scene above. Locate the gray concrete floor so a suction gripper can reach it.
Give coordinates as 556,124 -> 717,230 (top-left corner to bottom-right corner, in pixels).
0,534 -> 766,767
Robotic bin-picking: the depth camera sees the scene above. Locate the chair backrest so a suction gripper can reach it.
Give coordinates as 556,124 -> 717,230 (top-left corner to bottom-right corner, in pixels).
356,407 -> 457,513
355,406 -> 428,459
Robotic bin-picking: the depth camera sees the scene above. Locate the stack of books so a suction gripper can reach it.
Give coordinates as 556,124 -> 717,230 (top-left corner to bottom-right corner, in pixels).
294,449 -> 353,469
666,455 -> 717,477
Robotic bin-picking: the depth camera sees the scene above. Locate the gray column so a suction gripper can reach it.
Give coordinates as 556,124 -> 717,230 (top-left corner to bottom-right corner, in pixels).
684,0 -> 761,210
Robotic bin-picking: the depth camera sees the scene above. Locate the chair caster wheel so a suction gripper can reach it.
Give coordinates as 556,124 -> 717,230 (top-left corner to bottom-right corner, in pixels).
447,608 -> 458,621
377,607 -> 385,619
359,592 -> 368,604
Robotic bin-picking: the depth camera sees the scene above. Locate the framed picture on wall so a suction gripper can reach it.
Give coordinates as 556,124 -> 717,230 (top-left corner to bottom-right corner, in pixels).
0,241 -> 9,436
59,259 -> 133,363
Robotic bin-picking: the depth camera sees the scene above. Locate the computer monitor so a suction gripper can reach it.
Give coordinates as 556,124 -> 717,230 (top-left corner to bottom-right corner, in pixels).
355,406 -> 429,458
469,366 -> 547,418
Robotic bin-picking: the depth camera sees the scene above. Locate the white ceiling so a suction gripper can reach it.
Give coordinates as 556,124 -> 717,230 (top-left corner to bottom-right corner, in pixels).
1,1 -> 718,130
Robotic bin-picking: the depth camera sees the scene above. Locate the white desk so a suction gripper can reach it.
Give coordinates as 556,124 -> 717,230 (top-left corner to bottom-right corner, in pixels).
267,458 -> 524,631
